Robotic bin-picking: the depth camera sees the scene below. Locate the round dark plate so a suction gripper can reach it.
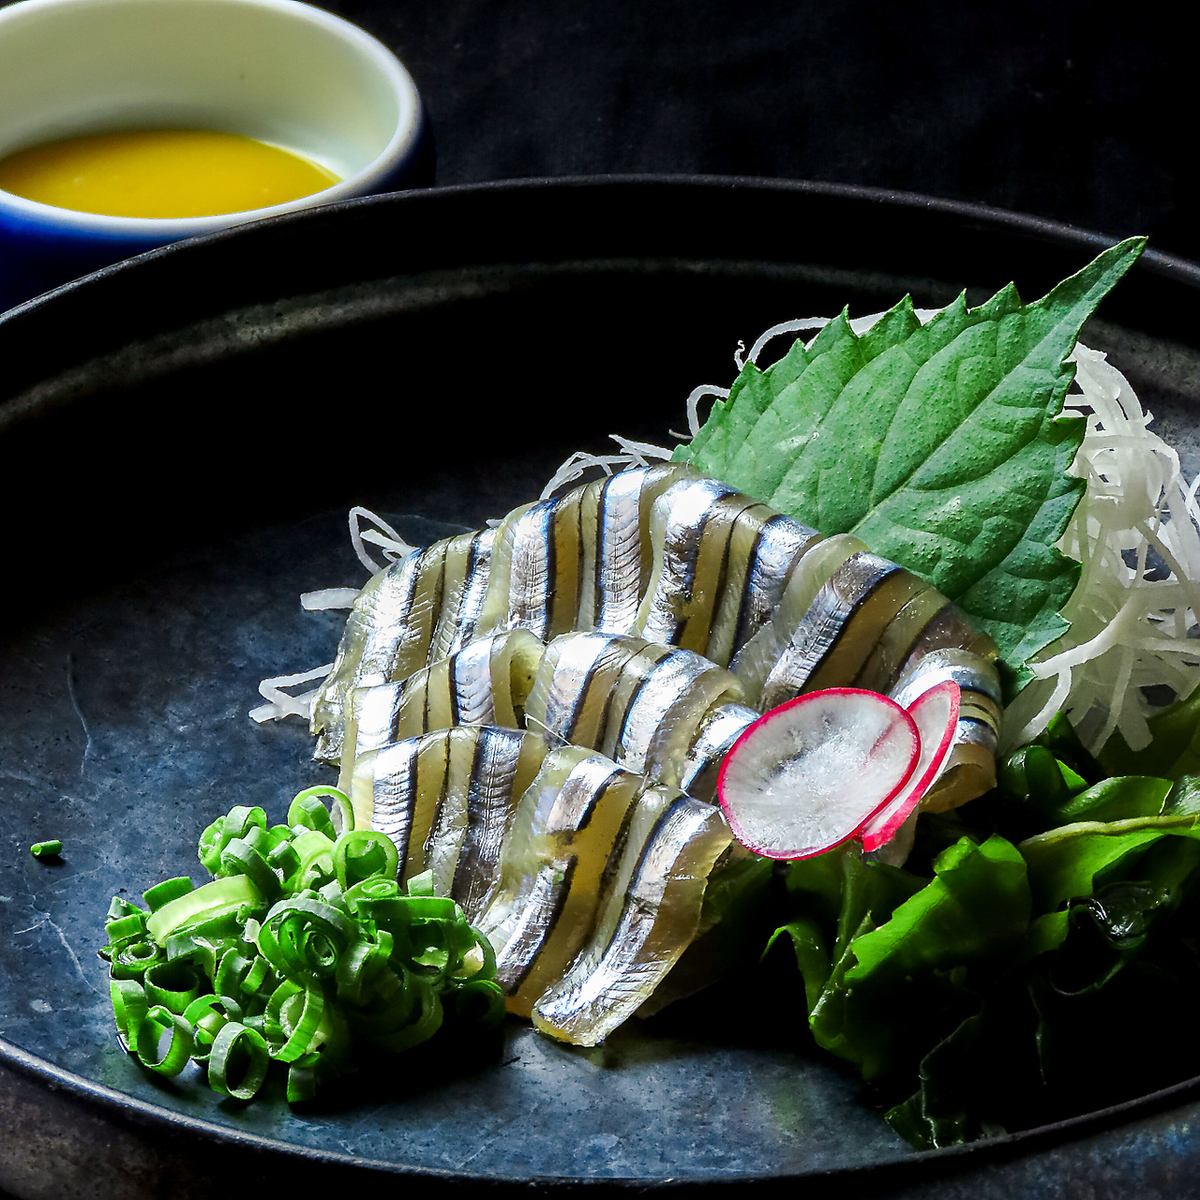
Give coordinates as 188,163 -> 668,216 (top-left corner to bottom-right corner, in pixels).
3,178 -> 1200,1200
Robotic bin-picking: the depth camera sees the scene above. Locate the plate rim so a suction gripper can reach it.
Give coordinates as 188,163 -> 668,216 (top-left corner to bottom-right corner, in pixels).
3,173 -> 1200,328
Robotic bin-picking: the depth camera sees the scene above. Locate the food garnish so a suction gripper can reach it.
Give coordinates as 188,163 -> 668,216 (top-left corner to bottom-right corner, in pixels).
676,238 -> 1145,674
29,839 -> 62,860
102,790 -> 504,1102
716,688 -> 922,859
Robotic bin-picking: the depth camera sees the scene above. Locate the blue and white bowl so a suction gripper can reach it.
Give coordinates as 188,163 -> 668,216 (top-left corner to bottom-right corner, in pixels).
0,0 -> 427,311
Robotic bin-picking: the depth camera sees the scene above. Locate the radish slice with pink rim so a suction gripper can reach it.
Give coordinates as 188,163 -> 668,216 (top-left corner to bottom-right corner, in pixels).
717,687 -> 921,860
858,681 -> 961,853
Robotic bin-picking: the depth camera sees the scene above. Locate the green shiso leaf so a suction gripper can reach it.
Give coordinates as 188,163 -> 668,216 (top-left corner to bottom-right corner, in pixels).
675,237 -> 1146,669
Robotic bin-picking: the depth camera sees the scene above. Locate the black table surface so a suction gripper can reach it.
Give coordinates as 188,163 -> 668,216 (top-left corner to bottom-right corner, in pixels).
319,0 -> 1186,258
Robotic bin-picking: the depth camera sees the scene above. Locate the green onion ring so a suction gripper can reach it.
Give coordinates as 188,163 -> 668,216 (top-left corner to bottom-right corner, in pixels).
375,979 -> 443,1053
220,837 -> 283,900
285,1052 -> 321,1104
448,978 -> 506,1028
289,786 -> 354,836
142,961 -> 202,1013
110,940 -> 163,981
142,876 -> 194,912
406,870 -> 435,897
271,984 -> 327,1063
333,830 -> 399,890
105,912 -> 147,943
135,1004 -> 194,1076
208,1021 -> 269,1100
146,875 -> 263,944
109,978 -> 149,1049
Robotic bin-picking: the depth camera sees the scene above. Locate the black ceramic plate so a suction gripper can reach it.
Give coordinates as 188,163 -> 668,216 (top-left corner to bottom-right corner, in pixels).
3,179 -> 1200,1200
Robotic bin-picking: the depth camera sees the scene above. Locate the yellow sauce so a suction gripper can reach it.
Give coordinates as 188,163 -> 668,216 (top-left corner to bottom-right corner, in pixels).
0,129 -> 340,219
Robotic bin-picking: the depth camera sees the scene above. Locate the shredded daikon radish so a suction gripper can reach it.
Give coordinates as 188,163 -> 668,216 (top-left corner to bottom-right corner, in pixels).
250,663 -> 333,723
348,506 -> 417,573
539,435 -> 673,500
1005,344 -> 1200,752
300,587 -> 360,612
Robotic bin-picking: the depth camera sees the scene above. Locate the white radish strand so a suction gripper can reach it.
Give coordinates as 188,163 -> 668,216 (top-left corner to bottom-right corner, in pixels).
249,662 -> 334,724
717,688 -> 920,860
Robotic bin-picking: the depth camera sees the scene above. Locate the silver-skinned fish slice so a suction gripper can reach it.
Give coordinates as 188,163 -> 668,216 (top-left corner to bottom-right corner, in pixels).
476,745 -> 644,1017
532,791 -> 734,1047
346,726 -> 548,912
340,629 -> 545,787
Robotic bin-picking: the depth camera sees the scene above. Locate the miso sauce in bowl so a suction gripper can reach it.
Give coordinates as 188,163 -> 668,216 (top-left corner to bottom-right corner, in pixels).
0,129 -> 341,219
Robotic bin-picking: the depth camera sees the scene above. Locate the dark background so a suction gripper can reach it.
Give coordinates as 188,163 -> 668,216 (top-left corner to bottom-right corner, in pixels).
314,0 -> 1186,258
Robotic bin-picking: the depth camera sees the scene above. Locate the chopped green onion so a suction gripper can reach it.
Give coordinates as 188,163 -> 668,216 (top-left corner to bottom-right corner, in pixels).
146,875 -> 263,944
219,837 -> 282,900
29,840 -> 62,860
106,787 -> 505,1106
286,1052 -> 322,1103
136,1005 -> 195,1076
142,877 -> 194,912
333,830 -> 398,890
110,940 -> 163,980
208,1022 -> 269,1100
289,786 -> 354,836
143,961 -> 202,1014
109,978 -> 149,1049
105,912 -> 147,944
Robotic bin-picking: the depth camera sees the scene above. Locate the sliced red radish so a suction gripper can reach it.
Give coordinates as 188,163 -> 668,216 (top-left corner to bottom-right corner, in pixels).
716,688 -> 920,860
858,681 -> 960,853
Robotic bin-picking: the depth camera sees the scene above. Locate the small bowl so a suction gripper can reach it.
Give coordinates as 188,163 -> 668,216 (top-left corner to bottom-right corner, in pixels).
0,0 -> 427,311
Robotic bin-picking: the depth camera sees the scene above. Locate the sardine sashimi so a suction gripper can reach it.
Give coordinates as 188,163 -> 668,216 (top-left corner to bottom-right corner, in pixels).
532,791 -> 733,1047
342,629 -> 545,787
425,725 -> 548,919
347,726 -> 549,889
758,552 -> 914,710
522,631 -> 645,751
428,527 -> 497,662
477,746 -> 644,1016
729,532 -> 867,700
676,701 -> 759,802
636,476 -> 760,656
579,464 -> 691,635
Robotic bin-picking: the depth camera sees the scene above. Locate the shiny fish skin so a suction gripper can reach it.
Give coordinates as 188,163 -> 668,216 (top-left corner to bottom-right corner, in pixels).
525,631 -> 743,788
714,510 -> 818,667
758,552 -> 906,711
348,726 -> 550,895
427,726 -> 545,919
337,629 -> 544,790
532,792 -> 733,1047
583,465 -> 690,634
729,532 -> 866,701
430,528 -> 497,661
637,477 -> 759,654
312,548 -> 423,761
676,701 -> 759,802
522,632 -> 644,751
479,748 -> 644,1017
611,645 -> 744,785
